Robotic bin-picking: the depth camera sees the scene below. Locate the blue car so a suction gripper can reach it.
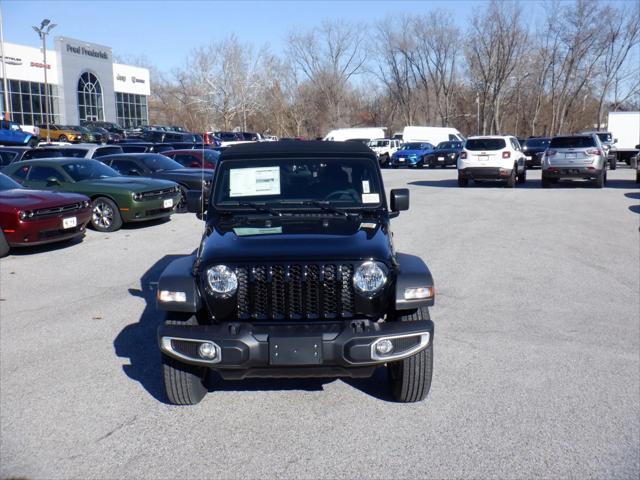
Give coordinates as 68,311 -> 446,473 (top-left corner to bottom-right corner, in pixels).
0,120 -> 35,147
390,142 -> 435,168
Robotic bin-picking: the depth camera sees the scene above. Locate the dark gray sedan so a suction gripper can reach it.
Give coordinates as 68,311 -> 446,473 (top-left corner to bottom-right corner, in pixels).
99,153 -> 213,212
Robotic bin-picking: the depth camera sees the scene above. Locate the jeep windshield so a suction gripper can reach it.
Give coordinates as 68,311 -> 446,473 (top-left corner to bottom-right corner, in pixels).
213,158 -> 383,210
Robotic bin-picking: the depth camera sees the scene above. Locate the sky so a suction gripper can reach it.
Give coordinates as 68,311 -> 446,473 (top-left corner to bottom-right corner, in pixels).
1,0 -> 636,73
2,0 -> 539,71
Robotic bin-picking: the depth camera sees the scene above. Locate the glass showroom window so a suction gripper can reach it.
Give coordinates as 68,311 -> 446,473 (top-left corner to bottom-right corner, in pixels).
0,78 -> 61,125
77,72 -> 104,122
116,92 -> 148,128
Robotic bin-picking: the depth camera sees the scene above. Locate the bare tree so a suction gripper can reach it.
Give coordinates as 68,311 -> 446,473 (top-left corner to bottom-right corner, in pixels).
287,20 -> 367,130
595,4 -> 640,128
466,0 -> 526,134
373,17 -> 418,126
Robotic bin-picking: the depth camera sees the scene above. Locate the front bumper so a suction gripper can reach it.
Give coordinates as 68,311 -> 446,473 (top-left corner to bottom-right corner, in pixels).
458,167 -> 512,180
428,154 -> 457,166
158,318 -> 434,377
123,194 -> 181,222
391,156 -> 420,167
5,211 -> 91,247
525,154 -> 543,167
542,166 -> 601,180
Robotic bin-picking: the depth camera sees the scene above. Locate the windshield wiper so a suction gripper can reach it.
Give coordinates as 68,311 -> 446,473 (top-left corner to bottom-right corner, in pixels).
279,200 -> 350,218
237,202 -> 282,216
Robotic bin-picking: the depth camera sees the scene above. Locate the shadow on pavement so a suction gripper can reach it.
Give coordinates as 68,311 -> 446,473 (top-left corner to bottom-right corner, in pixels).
7,235 -> 84,256
114,253 -> 187,403
121,216 -> 172,230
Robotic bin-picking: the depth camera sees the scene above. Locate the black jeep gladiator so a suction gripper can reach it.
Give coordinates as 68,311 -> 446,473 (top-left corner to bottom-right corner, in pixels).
156,141 -> 435,404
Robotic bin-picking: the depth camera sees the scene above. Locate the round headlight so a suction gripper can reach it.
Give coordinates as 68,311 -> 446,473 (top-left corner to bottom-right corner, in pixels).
18,210 -> 27,220
353,261 -> 387,295
206,265 -> 238,297
132,192 -> 142,201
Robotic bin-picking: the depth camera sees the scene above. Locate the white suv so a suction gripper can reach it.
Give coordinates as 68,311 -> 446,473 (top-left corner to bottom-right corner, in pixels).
368,138 -> 401,167
457,136 -> 527,187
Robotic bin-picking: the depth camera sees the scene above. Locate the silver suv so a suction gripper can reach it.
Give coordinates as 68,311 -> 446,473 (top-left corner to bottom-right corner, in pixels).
542,134 -> 607,188
580,131 -> 617,170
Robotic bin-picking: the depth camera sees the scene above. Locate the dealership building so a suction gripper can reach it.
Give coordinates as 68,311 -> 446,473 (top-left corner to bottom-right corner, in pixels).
0,36 -> 150,128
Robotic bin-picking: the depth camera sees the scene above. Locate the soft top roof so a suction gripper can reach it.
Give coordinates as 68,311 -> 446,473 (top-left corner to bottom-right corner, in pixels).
219,140 -> 375,162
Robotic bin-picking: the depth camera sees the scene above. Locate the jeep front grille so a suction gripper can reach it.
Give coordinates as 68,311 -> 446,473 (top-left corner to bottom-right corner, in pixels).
234,264 -> 355,320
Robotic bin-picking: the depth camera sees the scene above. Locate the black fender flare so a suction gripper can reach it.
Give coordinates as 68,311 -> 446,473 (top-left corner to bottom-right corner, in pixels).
394,252 -> 435,310
156,255 -> 201,313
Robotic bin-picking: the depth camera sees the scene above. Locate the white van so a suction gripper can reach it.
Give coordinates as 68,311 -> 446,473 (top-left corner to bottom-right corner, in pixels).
323,127 -> 386,142
400,126 -> 465,145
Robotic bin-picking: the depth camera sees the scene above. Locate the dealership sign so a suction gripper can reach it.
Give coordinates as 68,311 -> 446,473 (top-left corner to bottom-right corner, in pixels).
0,55 -> 22,65
65,43 -> 109,60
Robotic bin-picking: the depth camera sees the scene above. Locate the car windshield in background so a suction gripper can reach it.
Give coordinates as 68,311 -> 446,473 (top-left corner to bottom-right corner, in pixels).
0,151 -> 17,166
141,155 -> 183,171
204,150 -> 220,162
23,149 -> 65,159
525,138 -> 550,148
369,140 -> 389,147
94,147 -> 123,157
62,160 -> 119,181
52,148 -> 88,158
465,139 -> 506,150
437,142 -> 462,149
596,133 -> 612,143
0,173 -> 22,190
549,136 -> 596,149
214,158 -> 382,208
401,143 -> 429,150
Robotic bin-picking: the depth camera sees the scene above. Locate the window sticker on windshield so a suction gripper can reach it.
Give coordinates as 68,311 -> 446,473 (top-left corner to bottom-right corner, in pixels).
362,193 -> 380,204
230,167 -> 281,197
362,180 -> 370,193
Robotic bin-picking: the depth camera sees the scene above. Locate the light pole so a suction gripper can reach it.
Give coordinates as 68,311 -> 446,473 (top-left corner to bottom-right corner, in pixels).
0,4 -> 10,121
32,19 -> 56,142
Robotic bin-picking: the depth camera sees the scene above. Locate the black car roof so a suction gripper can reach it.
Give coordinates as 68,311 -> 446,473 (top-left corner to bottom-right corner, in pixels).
100,153 -> 162,159
219,140 -> 375,162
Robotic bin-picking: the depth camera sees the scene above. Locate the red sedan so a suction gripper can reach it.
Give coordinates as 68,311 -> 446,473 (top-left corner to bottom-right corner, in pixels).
163,149 -> 220,169
0,173 -> 92,256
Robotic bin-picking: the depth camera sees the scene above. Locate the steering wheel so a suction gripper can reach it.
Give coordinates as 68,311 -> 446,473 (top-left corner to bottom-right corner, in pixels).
325,189 -> 359,202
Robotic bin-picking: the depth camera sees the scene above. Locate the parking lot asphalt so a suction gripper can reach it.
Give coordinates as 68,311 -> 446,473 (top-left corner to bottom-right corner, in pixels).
1,167 -> 638,479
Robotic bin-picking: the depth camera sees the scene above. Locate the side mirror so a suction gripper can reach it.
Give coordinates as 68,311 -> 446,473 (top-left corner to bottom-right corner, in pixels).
46,177 -> 61,186
186,190 -> 205,217
390,188 -> 409,213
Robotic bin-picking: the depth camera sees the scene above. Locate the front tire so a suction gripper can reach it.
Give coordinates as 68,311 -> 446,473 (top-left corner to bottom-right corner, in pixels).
517,167 -> 527,184
0,231 -> 10,258
609,158 -> 617,170
388,306 -> 433,403
58,134 -> 67,142
162,317 -> 208,405
176,186 -> 188,213
90,197 -> 123,232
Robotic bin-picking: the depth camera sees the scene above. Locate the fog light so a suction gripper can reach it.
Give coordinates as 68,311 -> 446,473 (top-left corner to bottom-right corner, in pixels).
198,342 -> 217,359
375,339 -> 394,356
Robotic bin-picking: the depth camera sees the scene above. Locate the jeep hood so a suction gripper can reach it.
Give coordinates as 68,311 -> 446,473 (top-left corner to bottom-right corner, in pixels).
200,218 -> 393,263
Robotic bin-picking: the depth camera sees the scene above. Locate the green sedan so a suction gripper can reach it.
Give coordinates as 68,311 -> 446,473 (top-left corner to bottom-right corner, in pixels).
3,158 -> 181,232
